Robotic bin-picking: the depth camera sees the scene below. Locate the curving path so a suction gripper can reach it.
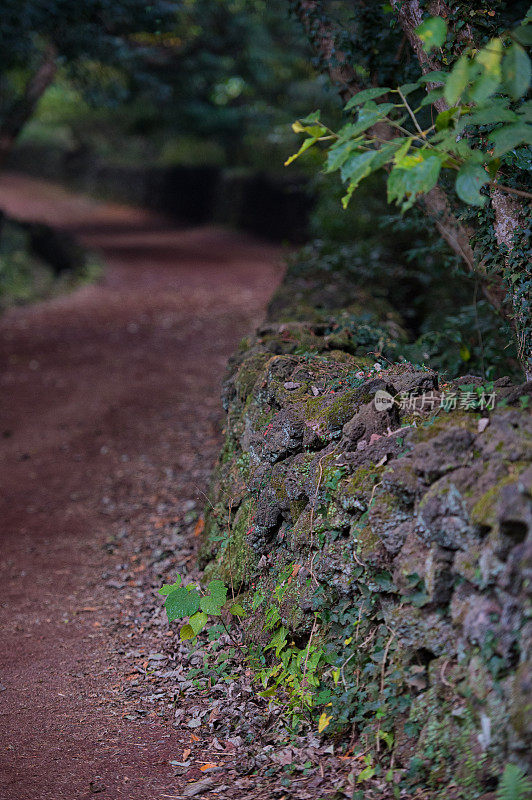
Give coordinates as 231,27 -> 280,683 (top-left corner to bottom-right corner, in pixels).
0,174 -> 284,799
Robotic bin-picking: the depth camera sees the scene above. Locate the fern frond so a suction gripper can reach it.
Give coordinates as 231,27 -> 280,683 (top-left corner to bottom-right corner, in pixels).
496,764 -> 532,800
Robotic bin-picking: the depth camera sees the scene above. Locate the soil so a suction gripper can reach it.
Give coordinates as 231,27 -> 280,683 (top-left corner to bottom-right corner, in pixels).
0,173 -> 285,800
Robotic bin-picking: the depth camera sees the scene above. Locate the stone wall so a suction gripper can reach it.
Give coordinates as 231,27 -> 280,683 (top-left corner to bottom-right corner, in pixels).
201,265 -> 532,795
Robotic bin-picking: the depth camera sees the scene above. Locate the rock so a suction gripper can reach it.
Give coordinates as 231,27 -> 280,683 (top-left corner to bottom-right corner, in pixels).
202,290 -> 532,788
417,477 -> 474,550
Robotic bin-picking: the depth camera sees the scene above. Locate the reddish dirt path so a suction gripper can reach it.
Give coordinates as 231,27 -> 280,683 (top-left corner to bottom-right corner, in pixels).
0,174 -> 284,800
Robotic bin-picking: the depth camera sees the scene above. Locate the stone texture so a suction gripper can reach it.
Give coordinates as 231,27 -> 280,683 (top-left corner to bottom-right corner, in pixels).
200,282 -> 532,789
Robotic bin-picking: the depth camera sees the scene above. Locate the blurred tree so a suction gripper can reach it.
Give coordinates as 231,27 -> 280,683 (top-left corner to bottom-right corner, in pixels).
0,0 -> 335,169
0,0 -> 177,166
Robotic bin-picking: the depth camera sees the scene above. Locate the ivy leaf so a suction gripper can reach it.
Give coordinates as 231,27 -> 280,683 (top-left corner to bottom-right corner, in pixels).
164,586 -> 201,622
455,163 -> 488,206
387,154 -> 442,212
416,16 -> 447,52
470,38 -> 502,103
445,54 -> 470,105
207,580 -> 228,605
344,87 -> 390,109
501,43 -> 531,99
489,122 -> 532,156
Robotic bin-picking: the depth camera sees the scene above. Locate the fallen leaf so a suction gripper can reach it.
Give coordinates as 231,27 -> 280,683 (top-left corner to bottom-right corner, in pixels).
318,712 -> 332,734
182,778 -> 215,797
199,763 -> 218,772
194,517 -> 205,537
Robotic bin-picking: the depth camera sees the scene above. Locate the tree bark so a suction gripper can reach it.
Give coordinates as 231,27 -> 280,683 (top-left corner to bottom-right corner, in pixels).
0,44 -> 57,170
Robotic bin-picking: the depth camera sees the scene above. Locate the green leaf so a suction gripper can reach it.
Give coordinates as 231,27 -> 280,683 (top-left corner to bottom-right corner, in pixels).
445,55 -> 470,105
207,580 -> 228,605
419,70 -> 448,84
179,623 -> 196,640
300,110 -> 321,125
435,106 -> 460,131
455,163 -> 488,206
470,38 -> 502,103
340,150 -> 377,185
458,100 -> 518,128
357,765 -> 376,782
489,122 -> 532,156
284,136 -> 318,166
415,16 -> 447,53
230,603 -> 246,617
496,763 -> 532,800
393,138 -> 412,164
158,575 -> 182,596
398,82 -> 421,96
387,153 -> 442,212
200,595 -> 224,616
340,141 -> 400,207
420,88 -> 444,107
518,100 -> 532,123
164,586 -> 201,622
265,626 -> 288,657
502,43 -> 531,100
344,87 -> 390,109
325,140 -> 357,173
350,102 -> 394,137
512,24 -> 532,46
487,158 -> 501,180
189,610 -> 208,635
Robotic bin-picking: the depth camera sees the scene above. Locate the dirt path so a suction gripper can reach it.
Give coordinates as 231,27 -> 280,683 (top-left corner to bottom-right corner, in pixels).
0,174 -> 284,800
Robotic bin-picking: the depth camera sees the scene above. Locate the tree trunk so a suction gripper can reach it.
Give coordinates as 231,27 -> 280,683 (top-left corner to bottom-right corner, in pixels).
0,44 -> 57,170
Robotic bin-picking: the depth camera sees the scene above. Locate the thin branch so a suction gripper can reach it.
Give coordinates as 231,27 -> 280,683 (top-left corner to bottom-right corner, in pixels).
397,88 -> 425,137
